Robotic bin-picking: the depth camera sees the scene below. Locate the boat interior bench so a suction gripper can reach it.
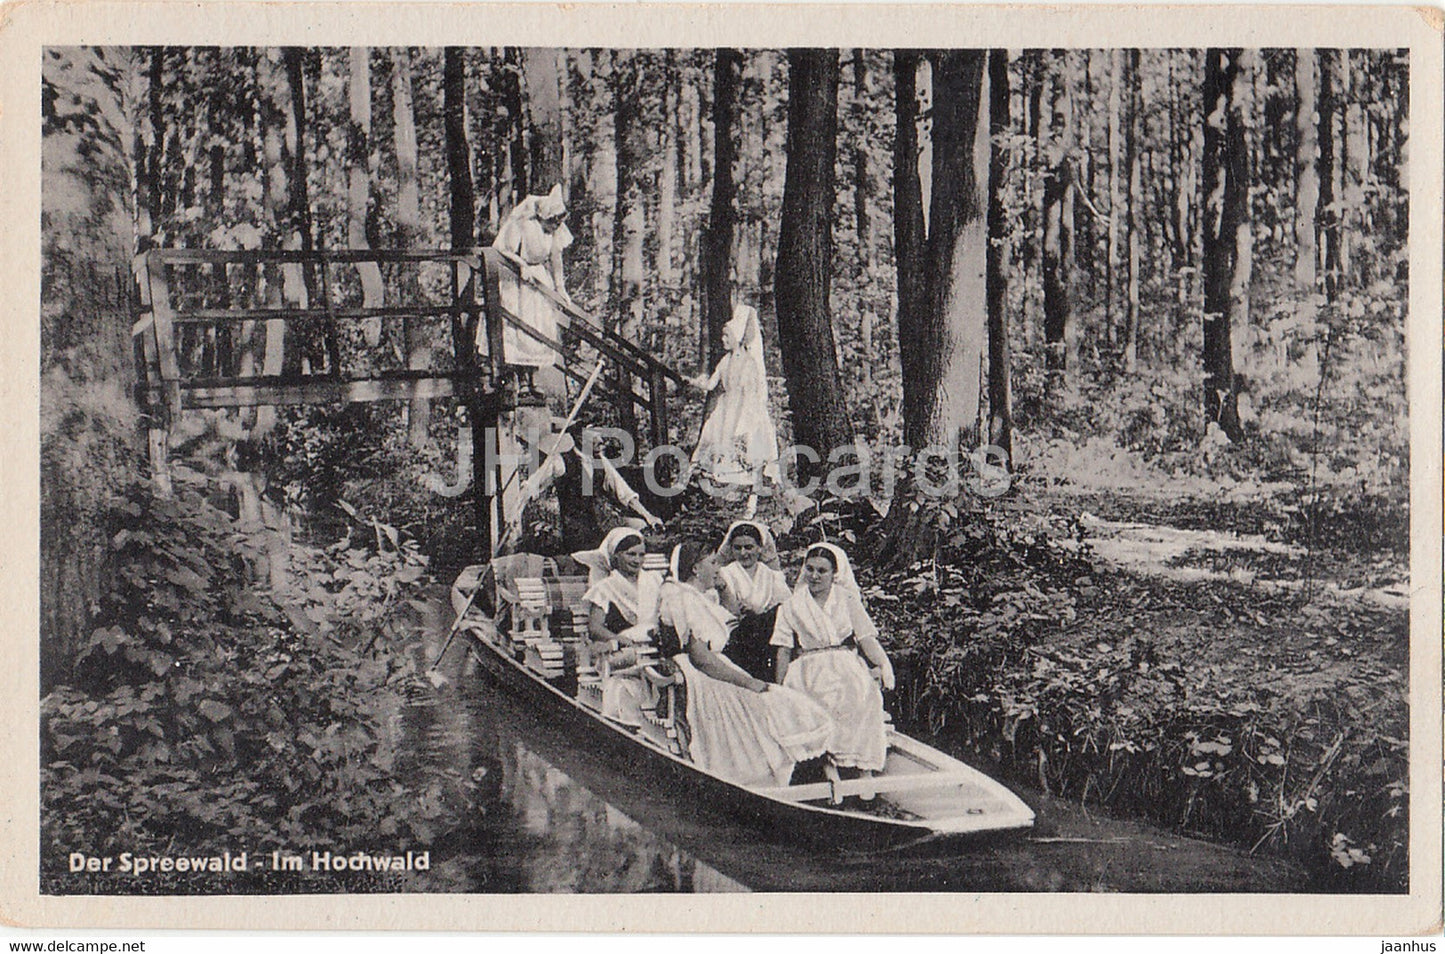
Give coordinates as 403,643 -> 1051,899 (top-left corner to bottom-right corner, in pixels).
460,560 -> 688,758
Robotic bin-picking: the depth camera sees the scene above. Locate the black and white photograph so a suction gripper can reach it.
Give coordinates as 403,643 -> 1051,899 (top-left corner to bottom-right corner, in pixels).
7,0 -> 1442,936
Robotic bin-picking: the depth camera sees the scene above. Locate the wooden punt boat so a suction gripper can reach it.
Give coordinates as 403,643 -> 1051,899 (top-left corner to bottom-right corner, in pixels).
450,563 -> 1035,853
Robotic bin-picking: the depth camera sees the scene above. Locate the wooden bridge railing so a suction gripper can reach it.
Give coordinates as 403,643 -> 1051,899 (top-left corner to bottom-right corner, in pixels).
132,247 -> 686,546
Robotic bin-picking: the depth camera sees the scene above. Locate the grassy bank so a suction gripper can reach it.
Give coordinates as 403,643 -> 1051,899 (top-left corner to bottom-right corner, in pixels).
850,502 -> 1409,893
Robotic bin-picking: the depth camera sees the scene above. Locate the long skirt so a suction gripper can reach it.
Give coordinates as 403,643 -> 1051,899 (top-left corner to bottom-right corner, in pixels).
675,656 -> 832,788
782,649 -> 888,771
723,606 -> 778,682
496,268 -> 562,369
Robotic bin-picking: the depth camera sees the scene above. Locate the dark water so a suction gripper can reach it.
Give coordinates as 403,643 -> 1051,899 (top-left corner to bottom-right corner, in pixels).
389,616 -> 1309,894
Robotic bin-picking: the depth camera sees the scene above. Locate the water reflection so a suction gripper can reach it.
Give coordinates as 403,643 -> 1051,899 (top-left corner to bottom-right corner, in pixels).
391,668 -> 1309,894
394,675 -> 743,893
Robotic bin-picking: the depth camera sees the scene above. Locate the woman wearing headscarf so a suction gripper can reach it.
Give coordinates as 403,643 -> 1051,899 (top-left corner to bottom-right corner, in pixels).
660,541 -> 832,787
713,520 -> 790,681
579,527 -> 662,726
490,184 -> 574,398
690,304 -> 780,510
770,543 -> 895,775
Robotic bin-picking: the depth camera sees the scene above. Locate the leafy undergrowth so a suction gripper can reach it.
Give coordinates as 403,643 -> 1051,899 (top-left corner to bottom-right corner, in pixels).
40,483 -> 454,895
855,508 -> 1408,893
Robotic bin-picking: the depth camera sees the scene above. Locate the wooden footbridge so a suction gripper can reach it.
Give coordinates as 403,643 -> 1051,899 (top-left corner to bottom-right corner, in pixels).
132,247 -> 687,552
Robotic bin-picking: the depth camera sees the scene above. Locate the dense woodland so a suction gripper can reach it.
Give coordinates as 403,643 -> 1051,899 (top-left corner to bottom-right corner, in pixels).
41,46 -> 1409,892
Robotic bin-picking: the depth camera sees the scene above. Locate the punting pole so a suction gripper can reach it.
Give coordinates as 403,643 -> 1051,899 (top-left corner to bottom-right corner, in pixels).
427,358 -> 608,686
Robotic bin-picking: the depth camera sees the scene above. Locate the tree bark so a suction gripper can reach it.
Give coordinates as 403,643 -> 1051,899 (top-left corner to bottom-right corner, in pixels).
41,48 -> 140,688
1318,48 -> 1338,302
522,47 -> 564,191
986,49 -> 1013,463
1106,49 -> 1123,334
1042,159 -> 1072,379
892,50 -> 928,448
921,50 -> 989,445
1202,48 -> 1245,441
988,50 -> 1011,462
444,48 -> 476,251
656,50 -> 678,289
702,49 -> 741,368
611,50 -> 643,433
391,47 -> 430,447
1124,49 -> 1142,372
348,48 -> 385,346
774,49 -> 852,479
501,46 -> 529,206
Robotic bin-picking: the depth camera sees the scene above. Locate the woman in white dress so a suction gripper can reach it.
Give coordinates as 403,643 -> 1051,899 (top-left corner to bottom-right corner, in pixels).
580,527 -> 662,727
660,542 -> 832,788
714,520 -> 790,681
690,304 -> 780,502
770,543 -> 895,775
490,184 -> 573,397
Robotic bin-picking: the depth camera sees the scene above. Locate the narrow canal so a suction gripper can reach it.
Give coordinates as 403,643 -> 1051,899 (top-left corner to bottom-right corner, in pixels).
382,609 -> 1309,894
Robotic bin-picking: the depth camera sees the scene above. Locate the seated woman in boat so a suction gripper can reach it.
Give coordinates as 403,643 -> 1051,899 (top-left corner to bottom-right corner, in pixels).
660,541 -> 833,788
714,520 -> 790,681
771,543 -> 896,778
579,527 -> 663,727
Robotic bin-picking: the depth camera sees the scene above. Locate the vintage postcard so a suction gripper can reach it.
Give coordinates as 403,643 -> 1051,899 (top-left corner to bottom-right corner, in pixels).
2,0 -> 1441,936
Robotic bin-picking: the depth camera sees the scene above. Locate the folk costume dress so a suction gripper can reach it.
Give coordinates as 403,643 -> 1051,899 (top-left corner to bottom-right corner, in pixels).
691,305 -> 780,487
770,545 -> 888,772
579,528 -> 662,727
715,520 -> 790,681
490,185 -> 574,370
659,570 -> 832,788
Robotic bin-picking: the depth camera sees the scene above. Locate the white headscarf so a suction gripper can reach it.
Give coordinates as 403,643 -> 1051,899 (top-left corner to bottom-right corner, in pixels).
573,527 -> 644,585
716,519 -> 780,567
578,528 -> 659,632
776,542 -> 877,650
796,542 -> 861,601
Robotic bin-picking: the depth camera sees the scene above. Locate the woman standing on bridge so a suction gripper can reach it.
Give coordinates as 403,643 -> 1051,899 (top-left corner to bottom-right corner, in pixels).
491,184 -> 573,400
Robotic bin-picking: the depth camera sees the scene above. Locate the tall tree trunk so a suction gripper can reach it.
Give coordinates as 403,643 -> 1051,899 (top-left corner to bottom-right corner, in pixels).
882,50 -> 989,567
1042,159 -> 1072,380
1229,53 -> 1256,372
1106,49 -> 1123,336
254,48 -> 307,436
657,50 -> 678,289
920,50 -> 988,445
1124,49 -> 1142,372
391,47 -> 430,447
986,49 -> 1013,463
41,48 -> 139,688
610,50 -> 643,433
1318,48 -> 1338,302
893,50 -> 928,447
775,49 -> 852,480
282,48 -> 327,377
701,49 -> 741,368
852,49 -> 873,274
348,48 -> 385,346
1202,48 -> 1245,441
522,47 -> 564,190
502,46 -> 528,205
444,48 -> 476,251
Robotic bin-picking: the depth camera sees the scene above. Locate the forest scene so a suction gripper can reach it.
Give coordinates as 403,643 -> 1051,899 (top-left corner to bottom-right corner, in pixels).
40,44 -> 1410,894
